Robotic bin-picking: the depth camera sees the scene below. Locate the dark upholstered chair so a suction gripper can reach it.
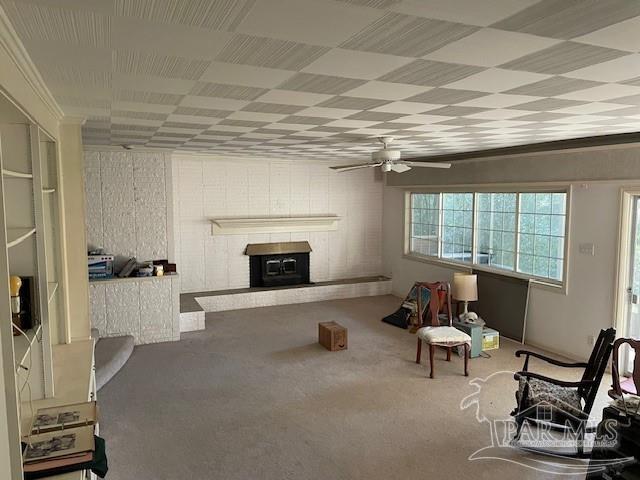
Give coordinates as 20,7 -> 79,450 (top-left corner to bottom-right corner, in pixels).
511,327 -> 616,458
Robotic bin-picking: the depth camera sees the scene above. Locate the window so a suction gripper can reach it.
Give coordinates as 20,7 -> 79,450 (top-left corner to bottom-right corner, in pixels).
477,193 -> 516,270
408,190 -> 568,284
410,193 -> 439,257
517,192 -> 566,281
441,193 -> 473,263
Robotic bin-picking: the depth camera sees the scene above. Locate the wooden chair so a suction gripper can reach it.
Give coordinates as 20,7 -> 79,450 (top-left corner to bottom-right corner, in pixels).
609,337 -> 640,415
511,327 -> 616,458
414,282 -> 471,378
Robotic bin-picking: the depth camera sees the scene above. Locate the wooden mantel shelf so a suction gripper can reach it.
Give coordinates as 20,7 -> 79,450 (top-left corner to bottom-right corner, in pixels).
210,215 -> 341,235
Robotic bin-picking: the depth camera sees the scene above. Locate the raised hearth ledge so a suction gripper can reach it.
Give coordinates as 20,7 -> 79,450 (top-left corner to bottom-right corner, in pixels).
182,276 -> 392,313
210,215 -> 340,235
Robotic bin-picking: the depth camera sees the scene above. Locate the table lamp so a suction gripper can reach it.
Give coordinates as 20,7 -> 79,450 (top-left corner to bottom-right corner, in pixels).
453,273 -> 477,322
9,275 -> 21,314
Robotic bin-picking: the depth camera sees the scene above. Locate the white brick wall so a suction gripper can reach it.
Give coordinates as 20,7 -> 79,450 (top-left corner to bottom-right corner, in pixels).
173,154 -> 385,293
84,151 -> 170,267
89,276 -> 180,345
85,150 -> 180,344
85,151 -> 385,296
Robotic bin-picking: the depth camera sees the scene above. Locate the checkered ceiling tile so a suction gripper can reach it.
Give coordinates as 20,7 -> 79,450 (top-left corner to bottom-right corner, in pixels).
2,0 -> 640,160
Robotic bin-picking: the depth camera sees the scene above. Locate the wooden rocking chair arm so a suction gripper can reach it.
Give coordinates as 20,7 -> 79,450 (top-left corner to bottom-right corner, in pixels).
515,350 -> 588,369
514,371 -> 595,389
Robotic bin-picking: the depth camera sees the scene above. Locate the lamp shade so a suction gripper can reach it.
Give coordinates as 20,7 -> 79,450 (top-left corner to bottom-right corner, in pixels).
452,273 -> 478,302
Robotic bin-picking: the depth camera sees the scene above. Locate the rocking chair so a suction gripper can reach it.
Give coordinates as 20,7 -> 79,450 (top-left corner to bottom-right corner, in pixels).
511,327 -> 616,458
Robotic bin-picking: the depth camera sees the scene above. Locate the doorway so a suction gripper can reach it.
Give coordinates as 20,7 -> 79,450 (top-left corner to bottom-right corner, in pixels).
615,190 -> 640,375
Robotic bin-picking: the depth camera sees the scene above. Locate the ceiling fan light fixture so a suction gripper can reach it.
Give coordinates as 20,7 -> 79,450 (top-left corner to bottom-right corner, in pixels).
372,149 -> 401,162
329,136 -> 452,174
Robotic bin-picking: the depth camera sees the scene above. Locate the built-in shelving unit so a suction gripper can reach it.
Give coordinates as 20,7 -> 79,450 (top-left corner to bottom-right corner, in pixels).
0,93 -> 67,449
0,33 -> 88,480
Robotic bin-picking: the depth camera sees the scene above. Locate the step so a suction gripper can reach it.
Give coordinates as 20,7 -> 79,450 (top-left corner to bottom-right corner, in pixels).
94,334 -> 134,391
180,276 -> 392,316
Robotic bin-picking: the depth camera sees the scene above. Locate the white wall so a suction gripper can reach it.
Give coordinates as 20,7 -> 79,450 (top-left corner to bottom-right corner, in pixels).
173,154 -> 384,293
84,150 -> 172,270
383,154 -> 640,360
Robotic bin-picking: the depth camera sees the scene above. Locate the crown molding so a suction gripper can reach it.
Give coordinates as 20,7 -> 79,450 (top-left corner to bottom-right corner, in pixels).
0,5 -> 64,121
407,132 -> 640,165
84,145 -> 174,154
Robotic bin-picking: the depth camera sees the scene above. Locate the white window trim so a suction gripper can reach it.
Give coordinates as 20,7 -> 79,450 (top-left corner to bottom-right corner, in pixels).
403,185 -> 572,294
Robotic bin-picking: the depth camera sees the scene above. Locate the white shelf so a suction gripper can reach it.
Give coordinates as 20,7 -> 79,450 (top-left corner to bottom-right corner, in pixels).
13,324 -> 41,372
7,227 -> 36,248
48,282 -> 58,303
89,273 -> 177,285
2,168 -> 32,179
210,215 -> 341,234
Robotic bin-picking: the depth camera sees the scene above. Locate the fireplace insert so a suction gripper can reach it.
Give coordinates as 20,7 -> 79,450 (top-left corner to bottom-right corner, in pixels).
246,242 -> 311,288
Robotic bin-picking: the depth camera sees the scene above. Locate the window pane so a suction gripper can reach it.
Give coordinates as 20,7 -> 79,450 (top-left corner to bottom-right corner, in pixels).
549,258 -> 563,281
441,193 -> 473,263
535,214 -> 551,235
550,215 -> 565,236
552,193 -> 566,215
504,213 -> 516,232
534,256 -> 550,278
476,193 -> 517,271
519,254 -> 534,274
409,193 -> 440,257
517,192 -> 567,282
520,213 -> 534,233
534,236 -> 550,256
549,236 -> 564,258
520,233 -> 534,254
520,193 -> 536,213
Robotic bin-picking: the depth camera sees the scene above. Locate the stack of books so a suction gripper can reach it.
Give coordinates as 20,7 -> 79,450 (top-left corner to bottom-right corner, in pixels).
22,401 -> 97,476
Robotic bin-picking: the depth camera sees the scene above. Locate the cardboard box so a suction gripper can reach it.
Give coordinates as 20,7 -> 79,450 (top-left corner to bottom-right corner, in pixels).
318,321 -> 347,351
482,327 -> 500,351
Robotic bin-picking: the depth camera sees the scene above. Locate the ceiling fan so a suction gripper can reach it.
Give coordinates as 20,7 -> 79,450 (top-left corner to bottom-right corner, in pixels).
330,136 -> 451,173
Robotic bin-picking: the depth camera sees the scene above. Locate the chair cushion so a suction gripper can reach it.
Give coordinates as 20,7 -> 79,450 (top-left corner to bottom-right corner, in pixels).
417,326 -> 471,344
517,377 -> 583,418
620,377 -> 638,395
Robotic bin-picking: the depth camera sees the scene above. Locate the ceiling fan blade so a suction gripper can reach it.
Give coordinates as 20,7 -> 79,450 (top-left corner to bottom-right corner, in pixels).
390,163 -> 411,173
330,163 -> 381,172
400,161 -> 451,169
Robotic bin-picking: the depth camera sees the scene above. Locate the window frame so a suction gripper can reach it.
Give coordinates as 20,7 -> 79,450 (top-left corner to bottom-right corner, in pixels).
404,185 -> 571,291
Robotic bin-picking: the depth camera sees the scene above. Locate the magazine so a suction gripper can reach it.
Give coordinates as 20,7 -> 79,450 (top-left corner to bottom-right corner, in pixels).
23,425 -> 95,463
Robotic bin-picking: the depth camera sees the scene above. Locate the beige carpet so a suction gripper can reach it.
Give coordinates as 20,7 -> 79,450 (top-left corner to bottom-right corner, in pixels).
99,295 -> 608,479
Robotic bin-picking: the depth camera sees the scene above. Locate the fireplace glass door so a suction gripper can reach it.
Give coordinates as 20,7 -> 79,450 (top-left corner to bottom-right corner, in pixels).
282,258 -> 296,274
265,259 -> 281,276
